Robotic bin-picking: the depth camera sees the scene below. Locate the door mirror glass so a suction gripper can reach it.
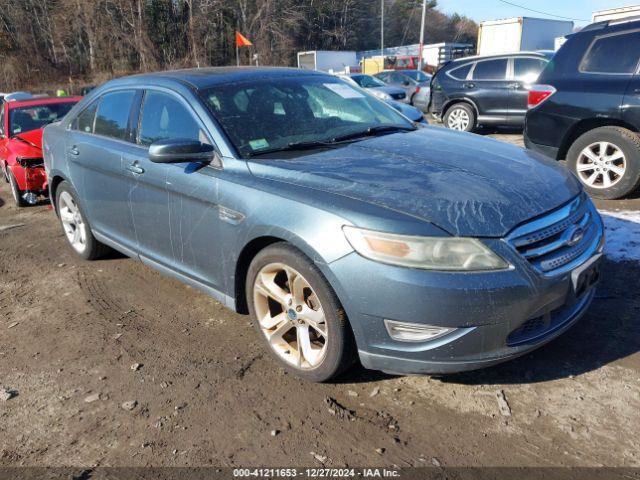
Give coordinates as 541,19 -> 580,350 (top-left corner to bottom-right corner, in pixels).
149,139 -> 214,164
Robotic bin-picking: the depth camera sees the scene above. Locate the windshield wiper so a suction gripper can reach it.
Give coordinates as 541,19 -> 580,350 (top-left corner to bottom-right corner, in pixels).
246,139 -> 342,157
246,124 -> 416,158
332,124 -> 416,143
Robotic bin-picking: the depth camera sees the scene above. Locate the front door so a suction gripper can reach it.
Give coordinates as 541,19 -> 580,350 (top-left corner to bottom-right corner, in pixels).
124,89 -> 225,291
66,90 -> 138,250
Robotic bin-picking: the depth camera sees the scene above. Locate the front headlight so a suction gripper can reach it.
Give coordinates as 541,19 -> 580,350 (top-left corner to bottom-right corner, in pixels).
371,90 -> 392,101
343,226 -> 510,271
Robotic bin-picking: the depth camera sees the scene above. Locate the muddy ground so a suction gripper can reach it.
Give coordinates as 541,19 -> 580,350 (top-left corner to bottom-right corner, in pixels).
1,131 -> 639,470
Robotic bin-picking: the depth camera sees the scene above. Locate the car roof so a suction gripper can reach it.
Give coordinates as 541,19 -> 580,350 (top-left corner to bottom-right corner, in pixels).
113,67 -> 330,90
7,96 -> 82,109
446,51 -> 548,64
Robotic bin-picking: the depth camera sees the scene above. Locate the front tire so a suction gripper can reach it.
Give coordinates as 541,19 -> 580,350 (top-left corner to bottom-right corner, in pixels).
246,243 -> 355,382
7,169 -> 27,207
55,182 -> 109,260
566,126 -> 640,199
444,103 -> 476,132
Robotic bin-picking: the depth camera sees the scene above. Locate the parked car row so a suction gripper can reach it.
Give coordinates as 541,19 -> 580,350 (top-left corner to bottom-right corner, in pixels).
371,16 -> 640,199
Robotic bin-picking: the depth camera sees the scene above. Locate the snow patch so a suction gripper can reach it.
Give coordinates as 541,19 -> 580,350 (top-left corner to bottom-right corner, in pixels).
600,210 -> 640,262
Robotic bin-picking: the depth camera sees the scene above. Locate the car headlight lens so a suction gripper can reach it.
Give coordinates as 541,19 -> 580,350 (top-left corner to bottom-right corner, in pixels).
371,90 -> 392,101
343,226 -> 509,271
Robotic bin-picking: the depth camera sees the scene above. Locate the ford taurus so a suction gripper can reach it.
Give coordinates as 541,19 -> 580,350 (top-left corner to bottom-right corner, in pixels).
43,67 -> 604,382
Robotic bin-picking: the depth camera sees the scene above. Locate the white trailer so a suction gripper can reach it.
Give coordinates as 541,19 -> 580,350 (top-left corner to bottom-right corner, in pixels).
477,17 -> 574,56
592,5 -> 640,22
297,50 -> 358,73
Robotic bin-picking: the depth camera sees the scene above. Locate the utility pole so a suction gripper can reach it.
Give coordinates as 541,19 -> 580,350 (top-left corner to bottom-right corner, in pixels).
418,0 -> 427,71
380,0 -> 384,69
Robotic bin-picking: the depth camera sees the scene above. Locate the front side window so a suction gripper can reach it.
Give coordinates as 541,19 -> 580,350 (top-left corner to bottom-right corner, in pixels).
138,90 -> 209,147
581,30 -> 640,74
472,59 -> 508,80
8,102 -> 77,136
201,77 -> 413,158
403,70 -> 430,83
93,90 -> 136,140
72,101 -> 99,134
351,75 -> 386,88
514,58 -> 548,83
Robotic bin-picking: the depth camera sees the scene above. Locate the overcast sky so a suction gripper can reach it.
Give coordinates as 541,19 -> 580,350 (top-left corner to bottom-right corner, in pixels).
436,0 -> 635,26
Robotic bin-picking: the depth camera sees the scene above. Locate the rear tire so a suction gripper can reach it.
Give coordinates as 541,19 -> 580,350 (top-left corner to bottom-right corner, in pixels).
7,169 -> 27,207
444,103 -> 476,132
55,181 -> 109,260
246,243 -> 355,382
566,126 -> 640,199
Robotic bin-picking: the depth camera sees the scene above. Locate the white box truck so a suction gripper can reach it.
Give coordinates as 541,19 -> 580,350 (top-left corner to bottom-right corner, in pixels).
297,50 -> 358,73
477,17 -> 574,56
592,5 -> 640,22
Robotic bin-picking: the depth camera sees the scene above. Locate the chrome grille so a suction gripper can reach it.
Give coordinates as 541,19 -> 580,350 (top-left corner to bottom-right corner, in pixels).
507,195 -> 601,275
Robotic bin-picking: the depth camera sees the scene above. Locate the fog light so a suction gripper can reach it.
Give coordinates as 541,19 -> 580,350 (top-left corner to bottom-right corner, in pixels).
384,319 -> 454,343
22,192 -> 38,205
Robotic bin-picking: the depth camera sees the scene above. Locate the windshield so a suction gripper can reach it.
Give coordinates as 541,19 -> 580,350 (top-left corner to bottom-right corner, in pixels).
201,76 -> 413,158
9,102 -> 76,136
403,70 -> 431,83
351,75 -> 386,88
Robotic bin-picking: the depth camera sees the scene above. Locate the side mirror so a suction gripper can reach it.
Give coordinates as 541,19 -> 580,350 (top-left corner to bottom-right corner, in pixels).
149,139 -> 214,164
402,80 -> 410,86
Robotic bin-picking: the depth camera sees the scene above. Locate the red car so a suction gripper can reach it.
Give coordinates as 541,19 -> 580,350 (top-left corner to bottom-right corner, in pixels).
1,96 -> 81,206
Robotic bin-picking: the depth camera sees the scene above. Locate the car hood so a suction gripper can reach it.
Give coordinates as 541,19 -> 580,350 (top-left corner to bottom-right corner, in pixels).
247,128 -> 582,237
10,128 -> 43,157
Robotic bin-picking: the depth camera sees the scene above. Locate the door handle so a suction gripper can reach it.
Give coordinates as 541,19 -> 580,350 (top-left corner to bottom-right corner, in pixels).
464,82 -> 476,89
69,146 -> 80,156
508,83 -> 522,90
126,163 -> 145,175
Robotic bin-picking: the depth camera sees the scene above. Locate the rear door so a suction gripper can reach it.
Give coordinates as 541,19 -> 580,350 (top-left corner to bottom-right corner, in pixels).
508,56 -> 548,124
66,89 -> 139,250
467,57 -> 510,120
581,28 -> 640,124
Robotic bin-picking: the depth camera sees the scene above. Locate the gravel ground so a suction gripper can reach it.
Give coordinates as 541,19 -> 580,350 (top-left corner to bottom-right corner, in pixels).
1,131 -> 639,470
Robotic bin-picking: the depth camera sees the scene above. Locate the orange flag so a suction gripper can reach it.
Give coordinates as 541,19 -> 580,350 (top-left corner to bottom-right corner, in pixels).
235,31 -> 253,47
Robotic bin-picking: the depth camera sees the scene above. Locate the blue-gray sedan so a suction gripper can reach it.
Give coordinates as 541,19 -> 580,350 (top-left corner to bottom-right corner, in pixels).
43,67 -> 604,382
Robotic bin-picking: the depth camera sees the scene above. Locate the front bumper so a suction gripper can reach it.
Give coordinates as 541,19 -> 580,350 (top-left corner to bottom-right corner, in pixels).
324,207 -> 604,375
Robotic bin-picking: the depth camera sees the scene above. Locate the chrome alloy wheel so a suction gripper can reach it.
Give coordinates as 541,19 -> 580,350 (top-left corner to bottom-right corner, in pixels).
447,107 -> 470,131
577,141 -> 626,189
58,191 -> 88,254
253,263 -> 328,369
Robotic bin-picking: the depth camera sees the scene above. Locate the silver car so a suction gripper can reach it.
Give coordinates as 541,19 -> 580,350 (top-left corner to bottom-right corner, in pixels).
375,70 -> 431,111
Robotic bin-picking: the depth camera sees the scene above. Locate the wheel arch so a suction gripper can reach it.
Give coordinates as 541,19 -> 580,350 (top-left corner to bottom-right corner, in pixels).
48,174 -> 69,213
559,118 -> 639,160
442,98 -> 479,119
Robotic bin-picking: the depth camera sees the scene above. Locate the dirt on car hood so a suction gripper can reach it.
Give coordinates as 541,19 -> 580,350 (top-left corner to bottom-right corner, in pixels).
247,127 -> 582,237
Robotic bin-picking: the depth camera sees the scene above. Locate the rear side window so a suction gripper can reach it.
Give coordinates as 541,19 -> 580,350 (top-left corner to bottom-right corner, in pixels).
94,90 -> 136,140
448,64 -> 472,80
138,90 -> 209,147
73,101 -> 98,133
581,30 -> 640,74
472,59 -> 508,80
514,58 -> 547,83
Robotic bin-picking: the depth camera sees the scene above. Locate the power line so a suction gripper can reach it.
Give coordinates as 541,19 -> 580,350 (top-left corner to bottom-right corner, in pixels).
496,0 -> 589,22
